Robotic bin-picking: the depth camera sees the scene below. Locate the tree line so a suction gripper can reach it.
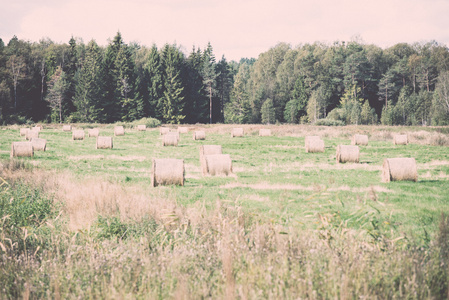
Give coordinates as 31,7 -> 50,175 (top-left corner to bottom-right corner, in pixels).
1,33 -> 449,125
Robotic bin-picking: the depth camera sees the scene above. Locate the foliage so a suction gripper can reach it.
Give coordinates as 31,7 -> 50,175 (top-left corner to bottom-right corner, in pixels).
261,98 -> 275,124
314,118 -> 345,126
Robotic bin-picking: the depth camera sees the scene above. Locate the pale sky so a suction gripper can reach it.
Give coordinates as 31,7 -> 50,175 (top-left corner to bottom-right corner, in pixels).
1,0 -> 449,61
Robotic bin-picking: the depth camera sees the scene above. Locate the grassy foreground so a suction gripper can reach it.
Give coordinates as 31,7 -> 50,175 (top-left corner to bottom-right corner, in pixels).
1,124 -> 449,299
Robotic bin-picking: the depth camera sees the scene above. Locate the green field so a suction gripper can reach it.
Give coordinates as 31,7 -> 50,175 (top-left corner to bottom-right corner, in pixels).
1,124 -> 449,299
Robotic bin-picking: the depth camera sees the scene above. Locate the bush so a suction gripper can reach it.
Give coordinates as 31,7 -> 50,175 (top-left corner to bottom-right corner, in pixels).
315,119 -> 345,126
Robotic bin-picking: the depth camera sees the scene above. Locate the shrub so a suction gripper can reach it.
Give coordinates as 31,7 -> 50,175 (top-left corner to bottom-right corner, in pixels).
315,119 -> 345,126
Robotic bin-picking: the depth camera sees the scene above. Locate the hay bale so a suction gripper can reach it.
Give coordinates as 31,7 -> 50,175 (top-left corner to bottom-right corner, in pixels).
96,136 -> 113,149
137,124 -> 146,131
231,128 -> 244,137
152,158 -> 184,186
193,130 -> 206,140
25,130 -> 39,140
351,134 -> 368,146
163,134 -> 178,146
394,134 -> 408,145
336,145 -> 360,163
62,125 -> 72,132
20,128 -> 30,136
88,128 -> 100,137
382,158 -> 417,182
204,154 -> 233,176
72,130 -> 85,140
160,127 -> 170,135
32,125 -> 42,132
11,142 -> 33,158
305,136 -> 324,153
177,127 -> 189,134
259,129 -> 271,136
199,145 -> 223,174
30,138 -> 46,151
114,126 -> 125,136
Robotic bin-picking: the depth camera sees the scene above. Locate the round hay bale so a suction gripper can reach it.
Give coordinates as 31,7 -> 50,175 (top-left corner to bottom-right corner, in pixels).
32,125 -> 42,132
137,124 -> 146,131
351,134 -> 369,146
382,158 -> 417,183
305,136 -> 324,153
152,158 -> 184,187
193,130 -> 206,140
20,128 -> 30,137
72,130 -> 85,140
30,138 -> 46,151
160,127 -> 170,135
25,130 -> 39,140
88,128 -> 100,137
199,145 -> 223,174
114,126 -> 125,136
163,134 -> 178,146
336,145 -> 360,163
96,136 -> 113,149
259,129 -> 271,136
393,134 -> 408,145
11,142 -> 33,158
177,127 -> 189,134
204,154 -> 233,176
231,128 -> 244,137
62,125 -> 72,132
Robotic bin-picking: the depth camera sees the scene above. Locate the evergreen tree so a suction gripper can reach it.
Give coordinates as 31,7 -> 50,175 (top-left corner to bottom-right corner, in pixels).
44,66 -> 68,123
284,76 -> 307,123
62,36 -> 78,117
215,56 -> 233,123
201,42 -> 218,124
145,45 -> 164,119
261,98 -> 275,124
184,46 -> 208,123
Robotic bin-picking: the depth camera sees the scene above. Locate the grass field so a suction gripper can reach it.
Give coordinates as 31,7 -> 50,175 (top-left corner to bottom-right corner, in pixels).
1,123 -> 449,299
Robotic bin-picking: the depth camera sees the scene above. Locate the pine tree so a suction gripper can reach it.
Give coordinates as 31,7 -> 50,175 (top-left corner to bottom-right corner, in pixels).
261,98 -> 275,124
201,42 -> 218,124
45,66 -> 68,123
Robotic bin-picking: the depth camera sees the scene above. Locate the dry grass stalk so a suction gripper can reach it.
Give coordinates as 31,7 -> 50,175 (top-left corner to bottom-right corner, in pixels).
96,136 -> 113,149
88,128 -> 100,137
20,128 -> 30,136
193,131 -> 206,140
393,134 -> 408,145
199,145 -> 223,174
30,138 -> 46,151
336,145 -> 360,163
231,128 -> 244,137
62,125 -> 72,132
177,127 -> 189,134
351,134 -> 368,146
152,158 -> 184,186
137,124 -> 146,131
72,130 -> 85,140
259,129 -> 271,136
160,127 -> 170,135
163,134 -> 179,146
114,126 -> 125,136
204,154 -> 233,176
305,136 -> 324,153
25,130 -> 39,140
382,158 -> 418,182
11,141 -> 34,158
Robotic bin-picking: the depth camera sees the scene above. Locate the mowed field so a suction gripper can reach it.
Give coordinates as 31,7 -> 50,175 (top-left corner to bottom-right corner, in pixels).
1,124 -> 449,299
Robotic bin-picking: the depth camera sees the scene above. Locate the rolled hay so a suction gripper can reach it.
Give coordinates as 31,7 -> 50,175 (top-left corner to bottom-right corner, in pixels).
163,133 -> 178,146
177,127 -> 189,134
72,130 -> 85,140
336,145 -> 360,163
160,127 -> 170,135
199,145 -> 223,174
114,126 -> 125,136
11,141 -> 33,158
20,128 -> 30,136
393,134 -> 408,145
204,154 -> 233,176
88,128 -> 100,137
259,129 -> 271,136
25,130 -> 39,140
152,158 -> 184,187
30,138 -> 46,151
137,124 -> 146,131
32,125 -> 42,132
96,136 -> 113,149
231,127 -> 244,137
382,158 -> 418,183
193,130 -> 206,140
351,134 -> 369,146
62,125 -> 72,132
305,136 -> 324,153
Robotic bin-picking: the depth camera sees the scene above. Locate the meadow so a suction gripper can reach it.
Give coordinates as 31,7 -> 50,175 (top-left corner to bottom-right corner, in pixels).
1,123 -> 449,299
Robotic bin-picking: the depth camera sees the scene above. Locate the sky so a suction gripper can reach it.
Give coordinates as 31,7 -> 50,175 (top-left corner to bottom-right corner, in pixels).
1,0 -> 449,61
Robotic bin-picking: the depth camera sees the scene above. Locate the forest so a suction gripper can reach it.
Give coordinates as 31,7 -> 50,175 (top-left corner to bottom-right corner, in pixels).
1,32 -> 449,126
